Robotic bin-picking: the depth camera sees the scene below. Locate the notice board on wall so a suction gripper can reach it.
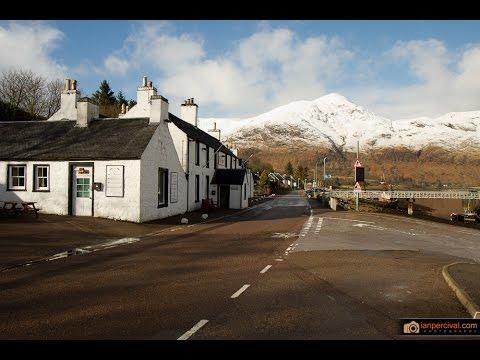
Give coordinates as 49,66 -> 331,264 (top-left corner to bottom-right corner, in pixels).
106,165 -> 124,197
170,172 -> 178,203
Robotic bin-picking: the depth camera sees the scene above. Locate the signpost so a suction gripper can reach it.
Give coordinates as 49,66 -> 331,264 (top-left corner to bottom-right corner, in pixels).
354,181 -> 362,211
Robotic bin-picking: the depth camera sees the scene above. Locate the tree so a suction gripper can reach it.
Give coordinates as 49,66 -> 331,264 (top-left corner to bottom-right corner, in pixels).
128,99 -> 137,108
0,68 -> 62,119
259,170 -> 270,192
116,91 -> 127,106
92,80 -> 116,105
285,161 -> 294,176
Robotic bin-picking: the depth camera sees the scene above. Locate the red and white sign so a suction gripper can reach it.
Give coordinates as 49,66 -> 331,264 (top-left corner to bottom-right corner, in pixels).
354,160 -> 363,168
354,181 -> 362,193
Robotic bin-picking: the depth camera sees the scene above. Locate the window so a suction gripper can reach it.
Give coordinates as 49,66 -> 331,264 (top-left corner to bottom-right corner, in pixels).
205,146 -> 210,168
34,165 -> 49,191
206,175 -> 210,199
158,168 -> 169,207
76,178 -> 91,198
7,165 -> 26,190
195,141 -> 200,166
195,175 -> 200,202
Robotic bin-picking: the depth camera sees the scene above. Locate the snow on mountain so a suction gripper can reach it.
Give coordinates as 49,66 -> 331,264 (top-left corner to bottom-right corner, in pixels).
198,93 -> 480,151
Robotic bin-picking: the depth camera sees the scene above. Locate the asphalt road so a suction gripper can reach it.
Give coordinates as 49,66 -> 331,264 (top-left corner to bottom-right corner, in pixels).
0,191 -> 476,339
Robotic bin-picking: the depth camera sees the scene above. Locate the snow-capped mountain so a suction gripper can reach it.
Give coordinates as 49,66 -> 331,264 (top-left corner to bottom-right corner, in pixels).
198,93 -> 480,151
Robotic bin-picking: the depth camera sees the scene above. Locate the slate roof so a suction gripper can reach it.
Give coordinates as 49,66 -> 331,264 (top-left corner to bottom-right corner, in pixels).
168,113 -> 235,157
0,118 -> 157,161
211,169 -> 246,185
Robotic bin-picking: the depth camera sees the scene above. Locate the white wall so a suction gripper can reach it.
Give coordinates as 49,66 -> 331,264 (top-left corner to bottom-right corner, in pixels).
139,122 -> 188,222
0,161 -> 70,215
0,160 -> 142,222
93,160 -> 141,222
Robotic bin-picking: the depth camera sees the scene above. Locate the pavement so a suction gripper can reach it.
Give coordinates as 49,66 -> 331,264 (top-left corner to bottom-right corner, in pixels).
442,262 -> 480,319
0,191 -> 478,339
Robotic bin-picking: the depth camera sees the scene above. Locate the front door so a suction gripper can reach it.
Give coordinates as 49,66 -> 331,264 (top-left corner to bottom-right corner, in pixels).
219,185 -> 230,208
72,165 -> 93,216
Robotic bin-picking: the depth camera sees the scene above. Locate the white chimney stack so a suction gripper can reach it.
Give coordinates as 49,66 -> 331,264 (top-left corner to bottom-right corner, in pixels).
180,97 -> 198,127
150,95 -> 169,124
122,76 -> 157,118
76,97 -> 98,127
48,78 -> 80,121
208,121 -> 221,141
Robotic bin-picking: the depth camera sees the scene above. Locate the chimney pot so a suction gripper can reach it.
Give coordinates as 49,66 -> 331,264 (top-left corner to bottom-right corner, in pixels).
71,79 -> 77,90
142,76 -> 147,87
147,80 -> 152,88
121,103 -> 126,114
65,79 -> 71,91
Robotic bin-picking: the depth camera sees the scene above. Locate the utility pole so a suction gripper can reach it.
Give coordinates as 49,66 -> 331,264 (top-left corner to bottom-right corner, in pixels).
323,157 -> 327,188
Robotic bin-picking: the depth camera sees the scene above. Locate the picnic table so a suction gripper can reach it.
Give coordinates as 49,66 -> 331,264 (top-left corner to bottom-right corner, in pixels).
0,201 -> 41,218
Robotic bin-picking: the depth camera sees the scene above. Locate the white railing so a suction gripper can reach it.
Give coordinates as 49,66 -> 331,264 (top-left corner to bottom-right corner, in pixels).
326,190 -> 480,200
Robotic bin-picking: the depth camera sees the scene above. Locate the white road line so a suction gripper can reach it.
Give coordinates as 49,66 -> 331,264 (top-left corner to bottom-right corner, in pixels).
321,217 -> 375,224
260,265 -> 272,274
231,284 -> 251,298
275,258 -> 284,261
177,320 -> 209,340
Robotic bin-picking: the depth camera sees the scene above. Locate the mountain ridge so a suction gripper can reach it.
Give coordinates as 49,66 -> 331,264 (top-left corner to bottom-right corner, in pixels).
198,93 -> 480,151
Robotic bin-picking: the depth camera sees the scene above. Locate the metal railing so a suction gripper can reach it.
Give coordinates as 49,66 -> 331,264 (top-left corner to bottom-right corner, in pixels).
326,190 -> 480,200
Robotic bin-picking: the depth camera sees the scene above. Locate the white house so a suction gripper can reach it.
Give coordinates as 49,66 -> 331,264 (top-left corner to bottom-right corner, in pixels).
0,77 -> 254,222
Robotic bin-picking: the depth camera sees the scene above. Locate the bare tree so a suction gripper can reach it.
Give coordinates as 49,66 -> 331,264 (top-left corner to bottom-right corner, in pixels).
0,68 -> 63,120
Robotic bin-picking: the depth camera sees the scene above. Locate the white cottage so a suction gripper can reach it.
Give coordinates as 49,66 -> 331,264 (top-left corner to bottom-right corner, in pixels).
0,77 -> 254,222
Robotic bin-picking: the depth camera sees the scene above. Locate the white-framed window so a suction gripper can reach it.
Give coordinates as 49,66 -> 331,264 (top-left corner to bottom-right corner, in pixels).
34,165 -> 50,191
8,164 -> 26,190
158,168 -> 168,207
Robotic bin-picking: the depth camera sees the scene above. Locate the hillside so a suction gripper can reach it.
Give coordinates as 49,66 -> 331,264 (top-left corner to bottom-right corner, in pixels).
199,94 -> 480,187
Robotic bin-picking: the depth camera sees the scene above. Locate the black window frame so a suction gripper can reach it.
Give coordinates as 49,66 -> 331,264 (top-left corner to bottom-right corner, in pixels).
195,141 -> 200,166
214,152 -> 218,169
205,146 -> 210,168
33,164 -> 50,192
244,183 -> 247,200
230,155 -> 232,169
7,164 -> 27,191
206,175 -> 210,199
195,174 -> 200,202
158,167 -> 169,208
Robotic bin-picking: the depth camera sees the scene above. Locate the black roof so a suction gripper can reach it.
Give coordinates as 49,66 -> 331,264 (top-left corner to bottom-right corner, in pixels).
211,169 -> 246,185
0,118 -> 157,161
168,113 -> 235,157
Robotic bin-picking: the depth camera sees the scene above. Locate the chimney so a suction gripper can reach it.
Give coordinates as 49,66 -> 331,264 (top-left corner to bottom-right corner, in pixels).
208,121 -> 221,141
48,78 -> 80,121
150,95 -> 169,124
76,97 -> 98,127
180,97 -> 198,127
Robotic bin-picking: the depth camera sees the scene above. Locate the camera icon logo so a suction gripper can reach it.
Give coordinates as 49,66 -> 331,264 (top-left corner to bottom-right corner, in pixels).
403,321 -> 420,334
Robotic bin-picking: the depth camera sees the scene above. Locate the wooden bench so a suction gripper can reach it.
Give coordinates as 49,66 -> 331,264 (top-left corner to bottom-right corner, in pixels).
0,201 -> 41,218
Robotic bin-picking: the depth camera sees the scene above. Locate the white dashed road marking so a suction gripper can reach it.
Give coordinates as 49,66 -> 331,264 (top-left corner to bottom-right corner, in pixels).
231,284 -> 251,298
260,265 -> 272,274
177,320 -> 209,340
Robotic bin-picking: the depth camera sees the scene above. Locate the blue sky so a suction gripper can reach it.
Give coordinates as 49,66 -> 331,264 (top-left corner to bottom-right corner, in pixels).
1,20 -> 480,119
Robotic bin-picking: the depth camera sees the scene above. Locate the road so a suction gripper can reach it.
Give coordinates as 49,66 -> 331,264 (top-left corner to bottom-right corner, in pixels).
0,191 -> 476,339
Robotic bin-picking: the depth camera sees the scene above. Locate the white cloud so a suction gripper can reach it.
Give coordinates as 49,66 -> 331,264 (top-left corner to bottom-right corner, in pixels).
104,55 -> 129,75
355,39 -> 480,120
101,22 -> 353,117
0,21 -> 67,79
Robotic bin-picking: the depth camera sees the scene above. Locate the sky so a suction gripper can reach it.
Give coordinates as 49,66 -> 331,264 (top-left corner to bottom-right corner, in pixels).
1,20 -> 480,120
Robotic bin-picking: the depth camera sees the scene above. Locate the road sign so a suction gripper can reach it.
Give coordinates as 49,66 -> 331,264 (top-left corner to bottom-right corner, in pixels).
354,182 -> 362,193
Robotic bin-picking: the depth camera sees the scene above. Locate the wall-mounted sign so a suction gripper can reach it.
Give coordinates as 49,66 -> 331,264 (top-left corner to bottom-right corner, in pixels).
78,168 -> 90,174
170,172 -> 178,203
218,153 -> 226,167
106,165 -> 124,197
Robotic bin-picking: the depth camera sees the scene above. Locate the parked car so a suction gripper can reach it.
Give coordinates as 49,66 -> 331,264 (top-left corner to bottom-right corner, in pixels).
451,212 -> 480,224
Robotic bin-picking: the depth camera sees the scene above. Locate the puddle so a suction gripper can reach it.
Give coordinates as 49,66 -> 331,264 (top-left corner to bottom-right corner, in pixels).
1,237 -> 141,272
